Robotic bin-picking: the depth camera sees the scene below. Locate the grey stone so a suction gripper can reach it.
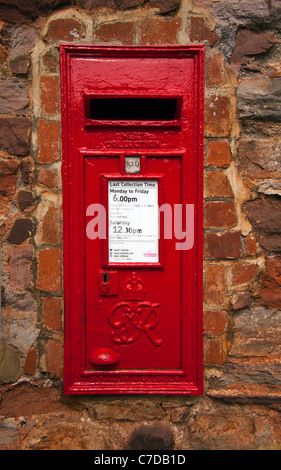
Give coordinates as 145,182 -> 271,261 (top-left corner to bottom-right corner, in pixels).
9,26 -> 38,74
0,79 -> 29,114
237,77 -> 281,122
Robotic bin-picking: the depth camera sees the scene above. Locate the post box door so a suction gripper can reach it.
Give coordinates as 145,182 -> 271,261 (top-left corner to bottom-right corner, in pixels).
85,154 -> 182,371
60,45 -> 204,395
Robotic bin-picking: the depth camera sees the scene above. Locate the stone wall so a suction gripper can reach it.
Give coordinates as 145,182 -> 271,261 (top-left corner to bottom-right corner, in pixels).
0,0 -> 281,450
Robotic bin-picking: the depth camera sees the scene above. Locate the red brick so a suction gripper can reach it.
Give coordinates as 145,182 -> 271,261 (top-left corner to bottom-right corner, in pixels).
206,171 -> 233,198
38,120 -> 60,163
40,76 -> 59,115
24,348 -> 38,375
41,206 -> 60,245
38,168 -> 59,188
245,232 -> 257,256
205,201 -> 236,228
204,232 -> 242,259
206,53 -> 225,87
139,18 -> 180,45
190,17 -> 220,46
231,262 -> 257,285
47,340 -> 63,379
204,264 -> 227,306
206,140 -> 231,167
45,18 -> 85,42
205,96 -> 231,137
204,337 -> 223,365
37,248 -> 61,292
43,297 -> 62,331
204,310 -> 227,336
95,21 -> 135,43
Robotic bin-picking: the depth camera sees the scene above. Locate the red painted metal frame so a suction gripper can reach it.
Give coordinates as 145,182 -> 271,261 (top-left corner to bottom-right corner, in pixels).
60,45 -> 204,395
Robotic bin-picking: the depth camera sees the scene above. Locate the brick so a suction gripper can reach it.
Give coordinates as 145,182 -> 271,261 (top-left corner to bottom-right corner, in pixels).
95,21 -> 135,43
45,18 -> 85,42
47,340 -> 63,379
8,245 -> 33,290
38,168 -> 59,188
38,120 -> 60,163
190,17 -> 220,46
24,348 -> 38,375
206,171 -> 233,198
205,53 -> 225,87
43,297 -> 63,331
245,232 -> 257,256
41,205 -> 60,245
139,18 -> 180,45
37,248 -> 61,292
205,201 -> 236,228
205,96 -> 231,137
204,264 -> 227,306
40,76 -> 59,115
231,262 -> 257,285
204,337 -> 223,365
204,310 -> 227,335
206,140 -> 231,167
204,232 -> 242,259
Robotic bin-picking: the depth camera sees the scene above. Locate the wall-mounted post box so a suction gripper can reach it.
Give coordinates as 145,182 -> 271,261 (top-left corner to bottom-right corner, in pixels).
60,45 -> 204,395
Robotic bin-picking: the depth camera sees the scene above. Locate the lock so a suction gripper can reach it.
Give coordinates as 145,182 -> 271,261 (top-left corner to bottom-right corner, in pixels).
98,270 -> 118,296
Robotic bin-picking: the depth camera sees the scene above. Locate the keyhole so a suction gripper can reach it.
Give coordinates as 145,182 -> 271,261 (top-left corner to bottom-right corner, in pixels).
103,272 -> 109,285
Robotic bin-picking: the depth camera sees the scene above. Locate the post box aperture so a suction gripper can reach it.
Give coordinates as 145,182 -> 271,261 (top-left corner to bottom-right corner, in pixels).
60,46 -> 204,395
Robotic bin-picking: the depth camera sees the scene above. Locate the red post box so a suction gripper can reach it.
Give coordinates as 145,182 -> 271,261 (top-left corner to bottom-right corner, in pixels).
60,45 -> 204,395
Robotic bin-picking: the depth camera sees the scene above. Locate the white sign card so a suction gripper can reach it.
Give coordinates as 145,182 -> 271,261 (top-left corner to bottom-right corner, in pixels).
108,180 -> 159,263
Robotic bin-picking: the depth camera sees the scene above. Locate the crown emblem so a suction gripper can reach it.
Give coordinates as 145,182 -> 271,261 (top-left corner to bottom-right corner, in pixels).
123,272 -> 146,300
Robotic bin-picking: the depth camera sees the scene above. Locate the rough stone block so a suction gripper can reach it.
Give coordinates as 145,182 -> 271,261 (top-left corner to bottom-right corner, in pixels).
7,218 -> 35,245
0,117 -> 30,156
244,196 -> 281,251
8,245 -> 33,290
0,79 -> 29,114
237,77 -> 281,122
